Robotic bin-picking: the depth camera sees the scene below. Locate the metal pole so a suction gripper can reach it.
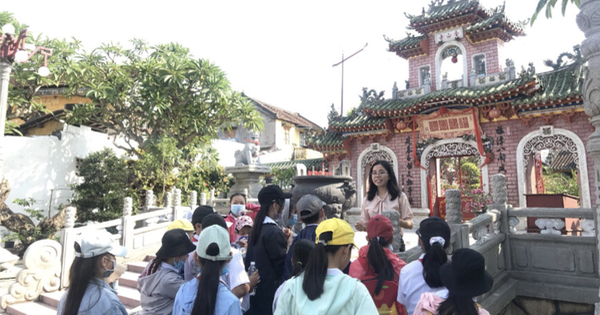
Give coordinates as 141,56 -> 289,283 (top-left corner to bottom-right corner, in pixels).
341,53 -> 344,116
0,61 -> 12,187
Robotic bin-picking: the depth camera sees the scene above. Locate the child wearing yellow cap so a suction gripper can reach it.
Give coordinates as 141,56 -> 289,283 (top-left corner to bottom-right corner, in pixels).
273,218 -> 378,315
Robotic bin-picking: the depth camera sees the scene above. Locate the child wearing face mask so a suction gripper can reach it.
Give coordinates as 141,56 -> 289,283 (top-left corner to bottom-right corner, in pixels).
226,193 -> 248,244
138,229 -> 196,315
234,215 -> 253,253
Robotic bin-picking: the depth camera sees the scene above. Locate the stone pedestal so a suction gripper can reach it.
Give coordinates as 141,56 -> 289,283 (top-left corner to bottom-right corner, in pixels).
345,207 -> 362,231
225,165 -> 272,199
383,209 -> 402,252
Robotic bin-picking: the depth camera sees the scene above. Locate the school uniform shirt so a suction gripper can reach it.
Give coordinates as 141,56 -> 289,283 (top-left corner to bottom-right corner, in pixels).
360,192 -> 413,235
57,278 -> 127,315
172,279 -> 242,315
137,262 -> 186,315
274,268 -> 378,315
397,254 -> 445,315
244,215 -> 287,315
225,214 -> 238,244
413,289 -> 490,315
283,224 -> 318,280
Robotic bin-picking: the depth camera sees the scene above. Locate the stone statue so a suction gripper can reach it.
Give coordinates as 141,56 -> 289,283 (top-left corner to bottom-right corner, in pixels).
235,130 -> 261,166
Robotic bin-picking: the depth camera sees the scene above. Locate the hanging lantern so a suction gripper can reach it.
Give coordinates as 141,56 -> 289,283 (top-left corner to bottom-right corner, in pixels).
489,108 -> 501,120
451,55 -> 458,63
396,121 -> 407,131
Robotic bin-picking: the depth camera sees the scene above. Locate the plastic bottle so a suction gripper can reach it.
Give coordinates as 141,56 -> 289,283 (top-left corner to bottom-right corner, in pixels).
248,261 -> 258,296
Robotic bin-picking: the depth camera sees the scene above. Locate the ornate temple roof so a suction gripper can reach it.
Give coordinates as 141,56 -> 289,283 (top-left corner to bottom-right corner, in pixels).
388,0 -> 526,59
309,64 -> 585,154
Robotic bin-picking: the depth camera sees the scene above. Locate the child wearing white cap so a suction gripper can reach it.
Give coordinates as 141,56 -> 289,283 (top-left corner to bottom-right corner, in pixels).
172,217 -> 242,315
57,229 -> 128,315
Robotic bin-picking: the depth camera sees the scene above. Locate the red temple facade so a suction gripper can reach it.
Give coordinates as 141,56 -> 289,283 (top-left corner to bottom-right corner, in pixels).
310,0 -> 591,217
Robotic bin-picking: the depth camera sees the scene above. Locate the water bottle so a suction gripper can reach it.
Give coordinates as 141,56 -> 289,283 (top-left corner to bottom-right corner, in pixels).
248,261 -> 258,296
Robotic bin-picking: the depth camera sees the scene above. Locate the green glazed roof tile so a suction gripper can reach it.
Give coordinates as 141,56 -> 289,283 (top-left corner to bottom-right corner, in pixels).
264,158 -> 327,170
387,35 -> 428,50
410,1 -> 479,25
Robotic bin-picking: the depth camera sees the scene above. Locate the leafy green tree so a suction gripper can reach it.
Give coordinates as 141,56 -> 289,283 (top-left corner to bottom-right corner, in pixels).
1,12 -> 82,134
72,148 -> 135,222
66,40 -> 263,157
531,0 -> 580,25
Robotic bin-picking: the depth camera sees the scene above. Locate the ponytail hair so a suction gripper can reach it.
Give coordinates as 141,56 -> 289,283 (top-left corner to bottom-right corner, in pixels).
437,292 -> 479,315
61,243 -> 104,315
146,257 -> 168,276
290,239 -> 315,278
366,236 -> 396,295
422,241 -> 448,288
192,243 -> 227,315
249,199 -> 281,246
302,232 -> 346,300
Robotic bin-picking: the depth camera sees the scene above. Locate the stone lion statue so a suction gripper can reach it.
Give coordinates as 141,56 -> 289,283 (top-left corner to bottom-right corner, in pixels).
235,131 -> 261,166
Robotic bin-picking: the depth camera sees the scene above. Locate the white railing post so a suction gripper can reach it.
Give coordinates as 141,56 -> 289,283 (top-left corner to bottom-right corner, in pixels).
59,206 -> 77,289
209,189 -> 215,207
122,197 -> 134,255
145,190 -> 154,212
200,191 -> 207,206
173,189 -> 183,220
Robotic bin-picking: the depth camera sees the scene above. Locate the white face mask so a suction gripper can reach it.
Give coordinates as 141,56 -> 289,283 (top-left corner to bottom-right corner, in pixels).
231,204 -> 246,216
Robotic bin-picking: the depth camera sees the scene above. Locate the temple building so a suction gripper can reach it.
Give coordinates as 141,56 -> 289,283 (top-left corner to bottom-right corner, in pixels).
310,0 -> 591,220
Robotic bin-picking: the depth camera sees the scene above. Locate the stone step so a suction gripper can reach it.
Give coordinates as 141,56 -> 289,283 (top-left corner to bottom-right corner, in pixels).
39,290 -> 65,308
6,301 -> 56,315
117,285 -> 141,308
120,271 -> 141,289
127,261 -> 149,274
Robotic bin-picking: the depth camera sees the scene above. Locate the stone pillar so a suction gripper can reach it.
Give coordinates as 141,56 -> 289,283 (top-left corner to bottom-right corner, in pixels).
145,190 -> 154,211
383,209 -> 402,253
577,1 -> 600,304
190,191 -> 198,209
491,174 -> 507,206
469,67 -> 477,87
123,197 -> 133,216
164,192 -> 173,207
199,191 -> 207,206
392,82 -> 398,100
174,189 -> 182,207
0,63 -> 12,189
444,189 -> 462,224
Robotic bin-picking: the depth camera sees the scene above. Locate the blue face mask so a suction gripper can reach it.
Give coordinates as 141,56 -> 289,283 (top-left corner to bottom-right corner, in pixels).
174,260 -> 185,272
231,204 -> 245,216
288,214 -> 297,227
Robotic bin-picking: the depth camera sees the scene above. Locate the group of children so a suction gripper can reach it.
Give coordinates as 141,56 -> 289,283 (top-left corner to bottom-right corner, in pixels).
58,173 -> 494,315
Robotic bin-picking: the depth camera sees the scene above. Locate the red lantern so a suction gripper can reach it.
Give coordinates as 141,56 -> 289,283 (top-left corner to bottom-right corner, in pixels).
489,108 -> 501,120
451,55 -> 458,63
396,121 -> 407,131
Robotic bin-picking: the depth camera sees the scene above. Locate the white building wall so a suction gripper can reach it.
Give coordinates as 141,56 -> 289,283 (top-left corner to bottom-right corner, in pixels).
3,125 -> 131,218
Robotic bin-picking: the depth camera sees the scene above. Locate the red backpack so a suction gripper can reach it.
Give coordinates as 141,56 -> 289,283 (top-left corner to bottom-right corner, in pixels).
359,277 -> 407,315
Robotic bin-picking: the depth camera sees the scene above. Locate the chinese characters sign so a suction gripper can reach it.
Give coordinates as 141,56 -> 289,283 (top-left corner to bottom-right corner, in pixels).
434,26 -> 464,44
416,108 -> 480,141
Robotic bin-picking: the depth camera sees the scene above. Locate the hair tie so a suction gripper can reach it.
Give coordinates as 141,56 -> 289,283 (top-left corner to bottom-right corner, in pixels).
297,261 -> 302,266
429,236 -> 446,247
376,236 -> 380,242
318,239 -> 328,246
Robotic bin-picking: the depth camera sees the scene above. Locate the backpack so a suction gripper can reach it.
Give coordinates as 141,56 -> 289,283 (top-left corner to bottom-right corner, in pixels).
359,277 -> 407,315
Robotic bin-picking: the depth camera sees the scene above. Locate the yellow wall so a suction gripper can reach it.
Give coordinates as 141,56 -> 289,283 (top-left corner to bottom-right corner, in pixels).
25,120 -> 64,136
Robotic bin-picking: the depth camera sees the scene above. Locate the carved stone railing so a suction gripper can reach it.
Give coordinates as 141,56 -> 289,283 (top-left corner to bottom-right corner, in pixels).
506,207 -> 595,235
441,78 -> 464,90
470,67 -> 516,87
395,85 -> 431,99
0,240 -> 62,309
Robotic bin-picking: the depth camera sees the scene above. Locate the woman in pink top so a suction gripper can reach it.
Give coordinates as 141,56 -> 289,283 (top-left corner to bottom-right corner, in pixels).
356,161 -> 414,240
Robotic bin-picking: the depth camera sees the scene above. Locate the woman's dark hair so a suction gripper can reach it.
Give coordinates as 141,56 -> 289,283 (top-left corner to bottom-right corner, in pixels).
249,198 -> 282,246
61,243 -> 104,315
367,236 -> 396,295
291,239 -> 315,278
367,160 -> 401,201
438,292 -> 479,315
302,232 -> 349,300
146,257 -> 168,276
192,243 -> 227,315
422,242 -> 448,288
229,193 -> 247,203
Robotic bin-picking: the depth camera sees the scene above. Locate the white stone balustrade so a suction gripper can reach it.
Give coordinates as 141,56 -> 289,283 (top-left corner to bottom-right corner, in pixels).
395,85 -> 431,99
535,218 -> 565,235
508,216 -> 519,234
581,219 -> 596,236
